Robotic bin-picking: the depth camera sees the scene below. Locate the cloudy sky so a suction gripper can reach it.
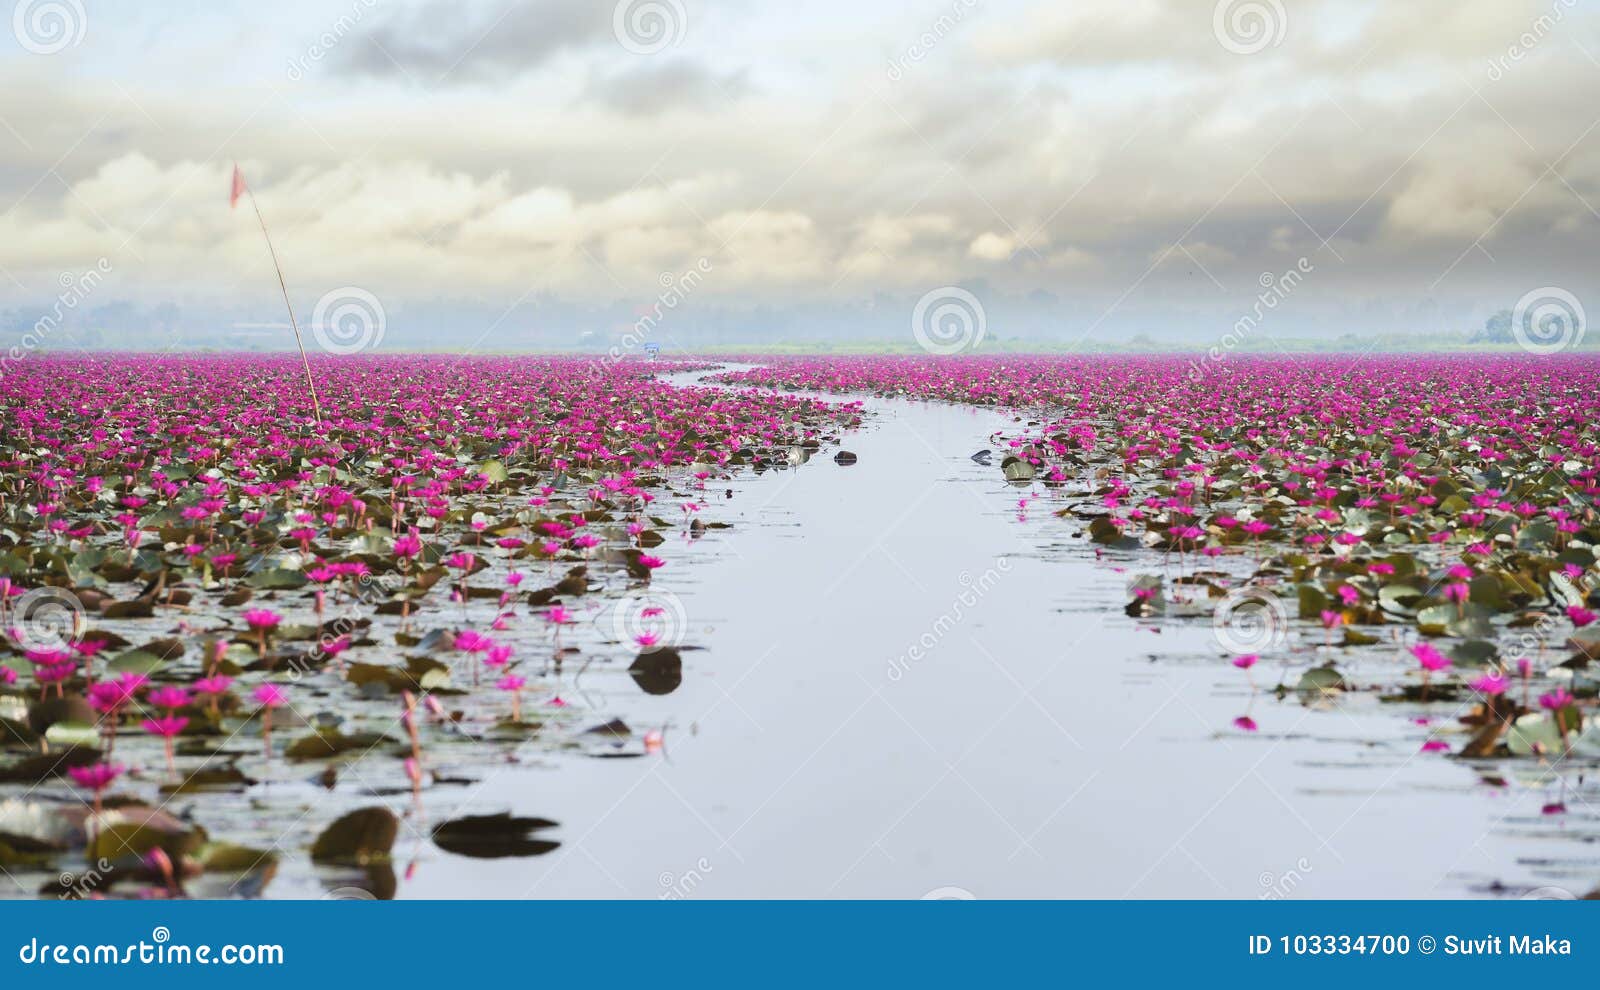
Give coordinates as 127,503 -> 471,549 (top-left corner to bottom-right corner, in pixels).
1,0 -> 1597,348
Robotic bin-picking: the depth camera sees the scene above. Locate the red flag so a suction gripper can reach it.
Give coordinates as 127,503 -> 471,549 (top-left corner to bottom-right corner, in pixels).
230,164 -> 246,209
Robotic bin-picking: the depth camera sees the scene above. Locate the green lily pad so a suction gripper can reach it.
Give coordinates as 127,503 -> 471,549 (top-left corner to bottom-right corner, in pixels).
245,568 -> 308,590
1507,713 -> 1566,756
106,649 -> 166,675
311,807 -> 398,865
1296,666 -> 1347,693
1000,456 -> 1035,482
286,728 -> 395,761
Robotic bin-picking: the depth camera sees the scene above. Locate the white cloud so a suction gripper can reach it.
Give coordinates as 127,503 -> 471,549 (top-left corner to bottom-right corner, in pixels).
0,0 -> 1596,340
968,231 -> 1017,260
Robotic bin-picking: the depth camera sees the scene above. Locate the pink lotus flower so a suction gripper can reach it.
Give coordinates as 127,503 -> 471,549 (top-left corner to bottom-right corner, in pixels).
34,660 -> 76,691
1568,606 -> 1596,629
142,715 -> 189,738
1231,654 -> 1257,669
67,762 -> 124,792
242,609 -> 281,630
192,675 -> 234,695
25,647 -> 72,666
1411,643 -> 1450,672
1469,673 -> 1508,696
1539,687 -> 1575,711
146,686 -> 190,710
253,683 -> 289,708
88,673 -> 148,714
454,630 -> 493,653
638,555 -> 666,570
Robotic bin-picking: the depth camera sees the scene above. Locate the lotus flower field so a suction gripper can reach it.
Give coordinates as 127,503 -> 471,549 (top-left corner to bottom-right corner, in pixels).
0,354 -> 857,896
2,351 -> 1599,898
720,354 -> 1600,759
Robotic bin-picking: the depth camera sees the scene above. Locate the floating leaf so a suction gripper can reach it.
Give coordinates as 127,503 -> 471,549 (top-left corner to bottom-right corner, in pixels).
102,599 -> 155,619
432,813 -> 559,859
311,807 -> 398,865
1295,666 -> 1346,693
286,728 -> 394,761
0,746 -> 102,783
1000,456 -> 1035,482
245,568 -> 308,590
630,647 -> 683,695
43,722 -> 99,748
1507,713 -> 1566,757
106,649 -> 167,675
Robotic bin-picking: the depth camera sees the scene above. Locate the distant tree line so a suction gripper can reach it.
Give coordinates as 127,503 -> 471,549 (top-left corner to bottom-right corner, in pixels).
1469,309 -> 1515,345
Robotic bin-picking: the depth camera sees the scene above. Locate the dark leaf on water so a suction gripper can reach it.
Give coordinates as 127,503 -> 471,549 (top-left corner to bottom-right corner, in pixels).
198,841 -> 278,874
432,812 -> 559,859
160,766 -> 255,795
0,745 -> 102,783
88,817 -> 198,863
27,695 -> 95,736
102,600 -> 155,619
583,718 -> 631,738
140,638 -> 185,660
1088,516 -> 1134,547
629,647 -> 683,695
0,839 -> 53,868
310,807 -> 398,864
286,728 -> 395,761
